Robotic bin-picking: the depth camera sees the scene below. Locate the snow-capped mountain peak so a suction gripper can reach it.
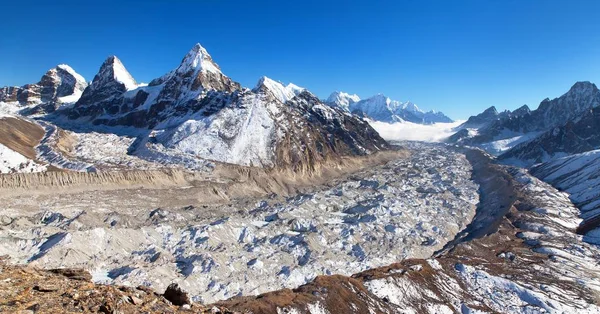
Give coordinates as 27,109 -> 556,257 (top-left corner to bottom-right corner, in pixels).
324,91 -> 453,124
401,101 -> 420,113
56,64 -> 87,87
326,91 -> 361,111
91,56 -> 137,91
253,76 -> 304,103
176,43 -> 221,75
152,43 -> 240,94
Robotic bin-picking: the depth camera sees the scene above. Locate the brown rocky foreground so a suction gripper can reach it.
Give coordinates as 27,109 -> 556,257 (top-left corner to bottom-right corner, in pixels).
0,257 -> 238,314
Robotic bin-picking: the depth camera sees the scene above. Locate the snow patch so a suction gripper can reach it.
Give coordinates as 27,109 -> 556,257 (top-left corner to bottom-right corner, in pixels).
0,143 -> 47,174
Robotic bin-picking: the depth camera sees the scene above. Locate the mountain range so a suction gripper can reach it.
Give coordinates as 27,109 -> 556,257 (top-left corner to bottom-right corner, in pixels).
325,91 -> 453,124
0,44 -> 389,170
448,81 -> 600,165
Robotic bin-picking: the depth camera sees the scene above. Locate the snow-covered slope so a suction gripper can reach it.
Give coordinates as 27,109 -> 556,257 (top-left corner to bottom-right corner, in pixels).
531,149 -> 600,237
154,92 -> 281,167
325,92 -> 453,124
0,143 -> 46,173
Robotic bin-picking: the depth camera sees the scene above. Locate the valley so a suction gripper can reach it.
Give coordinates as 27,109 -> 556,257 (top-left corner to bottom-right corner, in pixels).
1,42 -> 600,314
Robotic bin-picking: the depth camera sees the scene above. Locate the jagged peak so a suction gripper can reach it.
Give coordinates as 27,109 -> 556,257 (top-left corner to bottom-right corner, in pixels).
327,91 -> 361,104
563,81 -> 599,97
93,56 -> 137,90
514,104 -> 531,112
253,76 -> 304,103
482,106 -> 498,115
401,101 -> 421,113
54,64 -> 87,85
176,43 -> 221,75
570,81 -> 596,90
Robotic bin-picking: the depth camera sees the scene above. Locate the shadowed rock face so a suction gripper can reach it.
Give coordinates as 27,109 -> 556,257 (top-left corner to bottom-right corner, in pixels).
449,81 -> 600,162
274,91 -> 390,171
69,56 -> 134,119
500,106 -> 600,164
0,65 -> 87,114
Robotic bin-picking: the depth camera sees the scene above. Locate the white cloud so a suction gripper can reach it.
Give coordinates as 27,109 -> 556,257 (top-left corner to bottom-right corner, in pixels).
370,120 -> 464,143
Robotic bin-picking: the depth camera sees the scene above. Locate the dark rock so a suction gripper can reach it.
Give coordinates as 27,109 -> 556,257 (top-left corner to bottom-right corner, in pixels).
163,283 -> 190,306
48,268 -> 92,281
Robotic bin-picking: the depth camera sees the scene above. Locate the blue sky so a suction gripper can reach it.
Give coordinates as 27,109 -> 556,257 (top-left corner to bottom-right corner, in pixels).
1,0 -> 599,119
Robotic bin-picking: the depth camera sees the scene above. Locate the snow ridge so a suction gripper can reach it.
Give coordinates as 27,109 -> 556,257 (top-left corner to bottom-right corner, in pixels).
325,92 -> 453,124
253,76 -> 304,103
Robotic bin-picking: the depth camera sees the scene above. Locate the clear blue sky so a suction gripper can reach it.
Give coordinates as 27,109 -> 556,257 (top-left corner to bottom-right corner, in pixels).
1,0 -> 599,119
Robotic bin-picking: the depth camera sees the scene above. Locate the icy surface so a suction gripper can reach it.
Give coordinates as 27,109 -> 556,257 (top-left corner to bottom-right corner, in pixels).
0,143 -> 478,303
361,165 -> 600,314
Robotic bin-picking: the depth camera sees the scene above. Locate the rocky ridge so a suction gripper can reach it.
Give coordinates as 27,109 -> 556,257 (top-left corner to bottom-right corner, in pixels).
0,65 -> 87,115
449,81 -> 600,159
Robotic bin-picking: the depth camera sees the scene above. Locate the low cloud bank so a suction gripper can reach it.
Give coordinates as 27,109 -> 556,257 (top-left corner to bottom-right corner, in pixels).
370,120 -> 464,143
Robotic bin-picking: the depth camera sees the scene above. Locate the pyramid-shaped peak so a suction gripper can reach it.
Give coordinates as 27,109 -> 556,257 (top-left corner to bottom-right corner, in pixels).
482,106 -> 498,115
92,55 -> 137,90
177,43 -> 221,75
402,101 -> 421,113
189,43 -> 210,55
568,81 -> 598,93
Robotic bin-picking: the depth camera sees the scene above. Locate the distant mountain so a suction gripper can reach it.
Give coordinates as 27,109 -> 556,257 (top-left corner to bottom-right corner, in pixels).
500,106 -> 600,165
325,92 -> 453,124
449,81 -> 600,158
0,65 -> 87,115
326,91 -> 361,112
